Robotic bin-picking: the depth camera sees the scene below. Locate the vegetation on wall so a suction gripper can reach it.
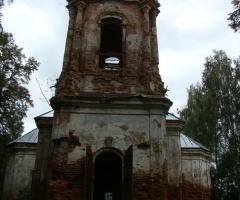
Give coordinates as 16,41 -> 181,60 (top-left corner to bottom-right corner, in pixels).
178,50 -> 240,200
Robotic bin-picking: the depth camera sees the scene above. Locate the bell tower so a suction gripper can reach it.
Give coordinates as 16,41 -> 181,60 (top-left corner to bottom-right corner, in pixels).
56,0 -> 164,96
44,0 -> 173,199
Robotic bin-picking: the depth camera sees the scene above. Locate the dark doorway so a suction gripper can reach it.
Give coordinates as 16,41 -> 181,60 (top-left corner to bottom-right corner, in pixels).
93,152 -> 122,200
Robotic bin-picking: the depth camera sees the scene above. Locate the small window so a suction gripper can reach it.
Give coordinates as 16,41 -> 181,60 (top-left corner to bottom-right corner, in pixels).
105,192 -> 113,200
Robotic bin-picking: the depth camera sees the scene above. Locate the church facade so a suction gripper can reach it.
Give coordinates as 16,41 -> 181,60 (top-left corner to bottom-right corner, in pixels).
3,114 -> 211,200
3,0 -> 211,199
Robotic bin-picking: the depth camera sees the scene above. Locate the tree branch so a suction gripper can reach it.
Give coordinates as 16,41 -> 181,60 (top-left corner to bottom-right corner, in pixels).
36,78 -> 50,106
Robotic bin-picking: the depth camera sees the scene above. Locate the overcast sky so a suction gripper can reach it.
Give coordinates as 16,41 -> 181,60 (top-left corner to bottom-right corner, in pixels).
2,0 -> 240,134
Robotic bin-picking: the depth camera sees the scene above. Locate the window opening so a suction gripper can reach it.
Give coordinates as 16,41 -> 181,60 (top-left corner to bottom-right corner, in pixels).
99,18 -> 123,70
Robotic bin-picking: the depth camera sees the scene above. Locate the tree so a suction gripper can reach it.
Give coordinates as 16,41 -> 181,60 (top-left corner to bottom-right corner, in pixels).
0,31 -> 39,195
0,0 -> 3,29
178,50 -> 240,200
0,31 -> 39,137
0,0 -> 13,30
228,0 -> 240,32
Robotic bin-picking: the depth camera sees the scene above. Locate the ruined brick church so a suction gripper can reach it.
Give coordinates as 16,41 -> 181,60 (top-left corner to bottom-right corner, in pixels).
3,0 -> 211,199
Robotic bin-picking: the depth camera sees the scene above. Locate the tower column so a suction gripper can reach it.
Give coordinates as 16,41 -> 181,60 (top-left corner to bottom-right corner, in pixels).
151,10 -> 160,74
141,5 -> 151,69
69,1 -> 86,71
62,5 -> 76,71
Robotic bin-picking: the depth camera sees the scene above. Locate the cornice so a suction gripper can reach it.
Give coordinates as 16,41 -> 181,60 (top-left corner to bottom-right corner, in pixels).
50,93 -> 172,113
34,117 -> 53,130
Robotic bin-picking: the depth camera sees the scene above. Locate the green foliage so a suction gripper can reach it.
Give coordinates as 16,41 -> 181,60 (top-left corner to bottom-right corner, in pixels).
228,0 -> 240,32
178,83 -> 219,150
0,31 -> 39,196
0,31 -> 39,137
0,0 -> 13,30
178,50 -> 240,199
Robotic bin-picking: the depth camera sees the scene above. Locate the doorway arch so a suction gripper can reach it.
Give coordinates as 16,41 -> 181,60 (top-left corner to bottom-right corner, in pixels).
93,151 -> 122,200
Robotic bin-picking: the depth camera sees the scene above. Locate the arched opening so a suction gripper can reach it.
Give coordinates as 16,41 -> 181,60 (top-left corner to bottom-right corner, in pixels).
99,18 -> 123,70
93,152 -> 122,200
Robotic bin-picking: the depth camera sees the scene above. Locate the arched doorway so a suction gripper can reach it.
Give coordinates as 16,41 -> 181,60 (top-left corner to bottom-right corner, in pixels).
93,152 -> 122,200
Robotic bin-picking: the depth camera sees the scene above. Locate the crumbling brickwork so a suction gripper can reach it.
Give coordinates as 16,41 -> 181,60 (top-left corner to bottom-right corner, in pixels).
132,162 -> 169,200
46,139 -> 85,200
46,162 -> 86,200
182,180 -> 211,200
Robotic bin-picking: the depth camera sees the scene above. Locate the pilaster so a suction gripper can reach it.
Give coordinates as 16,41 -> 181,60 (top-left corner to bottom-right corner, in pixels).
62,4 -> 76,71
69,1 -> 86,71
141,5 -> 151,69
32,117 -> 53,200
151,10 -> 160,74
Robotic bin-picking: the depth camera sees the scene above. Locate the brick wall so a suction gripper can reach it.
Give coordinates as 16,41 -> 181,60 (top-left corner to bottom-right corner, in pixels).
132,162 -> 169,200
182,180 -> 211,200
45,138 -> 86,200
